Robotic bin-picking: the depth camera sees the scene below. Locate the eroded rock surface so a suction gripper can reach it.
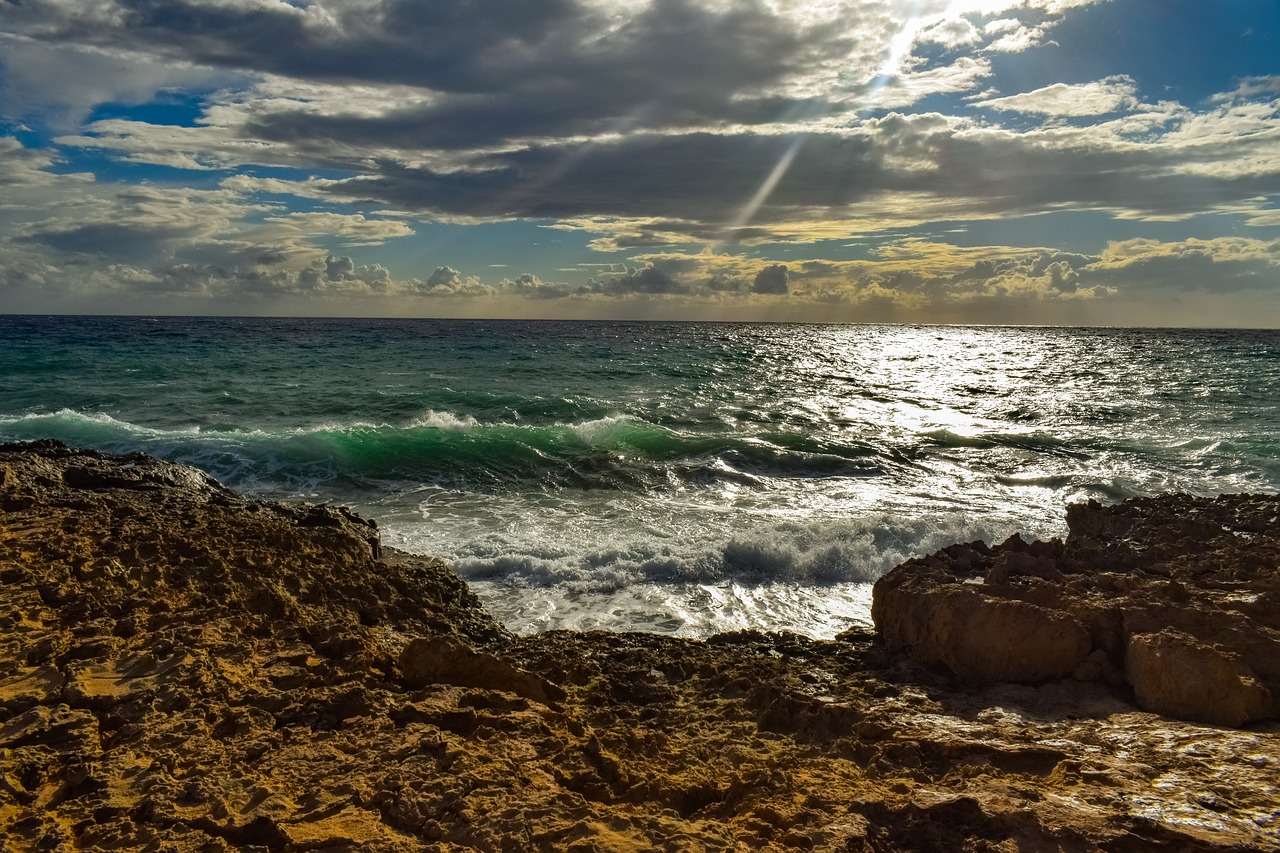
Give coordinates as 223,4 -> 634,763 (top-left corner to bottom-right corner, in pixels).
3,441 -> 1278,851
873,493 -> 1280,727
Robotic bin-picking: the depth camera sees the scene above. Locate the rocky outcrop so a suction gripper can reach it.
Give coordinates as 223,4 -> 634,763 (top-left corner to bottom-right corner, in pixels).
1126,628 -> 1272,728
871,583 -> 1093,683
3,441 -> 1279,851
872,493 -> 1280,726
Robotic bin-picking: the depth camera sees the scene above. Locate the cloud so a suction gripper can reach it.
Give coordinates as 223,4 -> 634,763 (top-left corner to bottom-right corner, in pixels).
0,136 -> 66,188
308,255 -> 392,291
591,264 -> 688,295
919,18 -> 982,48
0,139 -> 425,305
973,76 -> 1141,116
15,184 -> 265,265
0,0 -> 1274,325
3,198 -> 1270,324
285,93 -> 1280,241
3,0 -> 902,144
55,119 -> 278,171
1212,76 -> 1280,104
28,0 -> 1222,249
8,0 -> 1094,156
318,131 -> 887,224
1088,237 -> 1280,292
753,264 -> 789,294
417,266 -> 493,296
870,56 -> 993,109
612,242 -> 1109,309
0,36 -> 227,129
260,212 -> 414,247
981,22 -> 1051,53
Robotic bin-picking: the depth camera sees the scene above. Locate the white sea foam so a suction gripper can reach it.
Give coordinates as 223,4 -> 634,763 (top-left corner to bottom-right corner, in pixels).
409,410 -> 480,430
568,414 -> 645,443
377,487 -> 1045,638
465,578 -> 878,638
0,408 -> 194,438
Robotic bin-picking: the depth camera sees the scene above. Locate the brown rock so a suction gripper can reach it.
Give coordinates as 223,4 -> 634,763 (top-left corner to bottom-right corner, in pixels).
1126,629 -> 1274,727
875,585 -> 1092,683
873,493 -> 1280,726
399,634 -> 565,705
4,441 -> 1280,852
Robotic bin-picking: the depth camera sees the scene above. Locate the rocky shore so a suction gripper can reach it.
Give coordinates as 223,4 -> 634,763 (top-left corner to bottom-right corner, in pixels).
2,440 -> 1278,851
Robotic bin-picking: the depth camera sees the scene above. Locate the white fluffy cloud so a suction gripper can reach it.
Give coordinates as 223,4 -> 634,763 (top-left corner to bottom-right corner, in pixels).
0,37 -> 228,129
973,76 -> 1141,116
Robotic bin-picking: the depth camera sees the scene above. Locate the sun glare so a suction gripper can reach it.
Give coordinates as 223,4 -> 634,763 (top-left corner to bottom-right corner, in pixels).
722,0 -> 949,242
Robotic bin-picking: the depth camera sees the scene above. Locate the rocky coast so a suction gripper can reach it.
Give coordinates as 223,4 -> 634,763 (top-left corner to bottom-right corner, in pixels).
1,440 -> 1278,851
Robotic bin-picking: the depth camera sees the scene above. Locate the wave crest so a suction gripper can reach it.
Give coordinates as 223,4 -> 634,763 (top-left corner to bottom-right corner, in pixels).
0,407 -> 897,493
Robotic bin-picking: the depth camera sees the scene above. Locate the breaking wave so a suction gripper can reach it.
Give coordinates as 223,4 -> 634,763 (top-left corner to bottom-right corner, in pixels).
0,408 -> 895,494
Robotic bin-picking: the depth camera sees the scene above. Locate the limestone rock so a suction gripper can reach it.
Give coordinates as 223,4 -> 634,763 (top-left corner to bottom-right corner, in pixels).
1127,629 -> 1274,727
399,634 -> 566,704
4,442 -> 1280,851
873,493 -> 1280,726
874,585 -> 1092,683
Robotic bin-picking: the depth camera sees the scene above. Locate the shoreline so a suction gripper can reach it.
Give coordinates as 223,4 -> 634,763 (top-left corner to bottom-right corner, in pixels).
2,440 -> 1278,850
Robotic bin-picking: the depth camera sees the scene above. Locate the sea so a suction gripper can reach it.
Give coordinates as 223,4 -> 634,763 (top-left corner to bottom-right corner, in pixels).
2,316 -> 1278,638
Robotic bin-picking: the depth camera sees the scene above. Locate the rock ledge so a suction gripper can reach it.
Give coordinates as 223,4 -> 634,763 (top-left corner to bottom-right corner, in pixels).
872,493 -> 1280,727
3,442 -> 1278,851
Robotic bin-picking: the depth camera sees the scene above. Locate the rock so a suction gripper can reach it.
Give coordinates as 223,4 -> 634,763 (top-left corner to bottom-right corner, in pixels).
399,635 -> 566,704
1126,629 -> 1274,727
3,441 -> 1280,851
874,585 -> 1092,683
873,493 -> 1280,726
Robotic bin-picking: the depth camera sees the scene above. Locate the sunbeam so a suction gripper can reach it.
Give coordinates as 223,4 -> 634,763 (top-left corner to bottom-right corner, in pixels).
720,135 -> 805,244
719,1 -> 936,245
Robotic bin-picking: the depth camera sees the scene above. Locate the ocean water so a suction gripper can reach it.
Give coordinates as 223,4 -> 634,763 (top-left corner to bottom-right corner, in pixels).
2,316 -> 1278,638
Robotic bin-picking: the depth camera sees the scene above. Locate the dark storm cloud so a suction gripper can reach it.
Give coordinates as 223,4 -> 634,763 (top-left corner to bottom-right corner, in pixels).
235,1 -> 839,150
243,91 -> 835,154
14,0 -> 848,144
8,0 -> 580,89
324,132 -> 883,221
20,222 -> 175,263
887,127 -> 1280,221
753,263 -> 789,294
311,112 -> 1280,231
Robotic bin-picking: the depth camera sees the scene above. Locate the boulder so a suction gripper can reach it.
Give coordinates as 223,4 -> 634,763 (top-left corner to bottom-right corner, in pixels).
872,494 -> 1280,726
875,585 -> 1092,684
1126,629 -> 1273,727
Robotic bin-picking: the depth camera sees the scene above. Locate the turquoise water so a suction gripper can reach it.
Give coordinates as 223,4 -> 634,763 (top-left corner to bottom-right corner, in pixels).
3,316 -> 1278,636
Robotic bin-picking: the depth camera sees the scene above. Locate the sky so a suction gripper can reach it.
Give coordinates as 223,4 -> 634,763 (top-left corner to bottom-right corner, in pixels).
2,0 -> 1280,325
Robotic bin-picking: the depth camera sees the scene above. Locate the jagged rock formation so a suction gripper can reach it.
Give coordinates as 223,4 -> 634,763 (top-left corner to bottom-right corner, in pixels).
873,493 -> 1280,727
2,441 -> 1278,851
